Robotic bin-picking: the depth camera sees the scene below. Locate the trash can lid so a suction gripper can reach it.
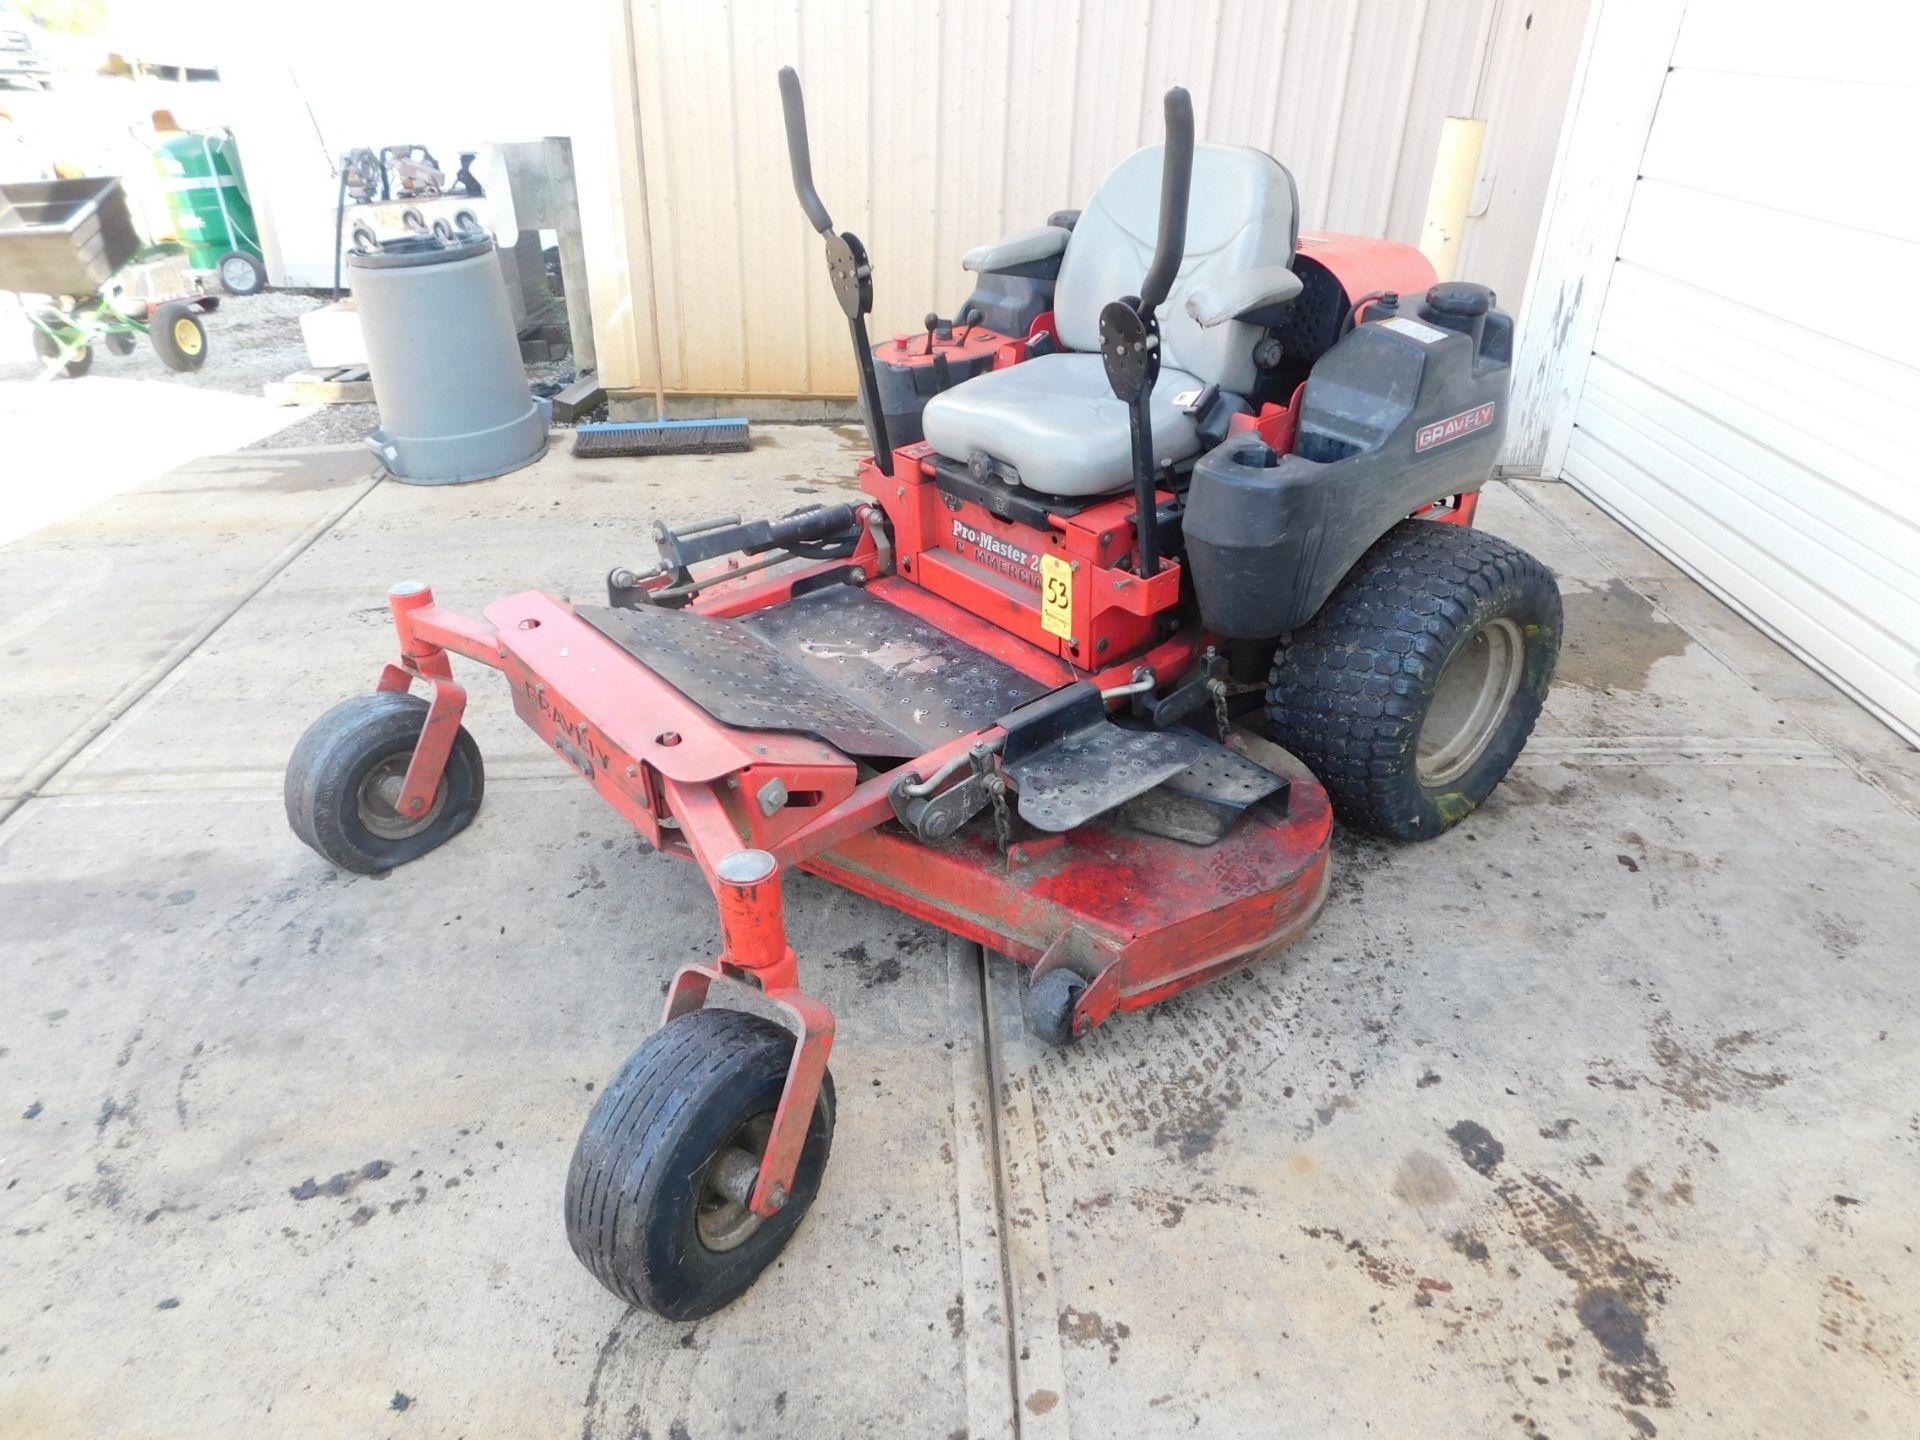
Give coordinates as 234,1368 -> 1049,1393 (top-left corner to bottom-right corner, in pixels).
346,233 -> 494,270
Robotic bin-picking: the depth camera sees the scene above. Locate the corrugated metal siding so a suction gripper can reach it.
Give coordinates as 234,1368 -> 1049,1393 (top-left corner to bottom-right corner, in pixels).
1560,0 -> 1920,741
600,0 -> 1587,397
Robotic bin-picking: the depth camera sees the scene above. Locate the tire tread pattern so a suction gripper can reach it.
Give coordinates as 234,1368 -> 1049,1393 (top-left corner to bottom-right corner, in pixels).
1266,518 -> 1560,840
283,692 -> 483,872
565,1008 -> 835,1318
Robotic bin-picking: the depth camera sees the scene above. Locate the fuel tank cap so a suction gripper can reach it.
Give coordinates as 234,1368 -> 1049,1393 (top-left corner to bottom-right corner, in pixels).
1424,281 -> 1494,318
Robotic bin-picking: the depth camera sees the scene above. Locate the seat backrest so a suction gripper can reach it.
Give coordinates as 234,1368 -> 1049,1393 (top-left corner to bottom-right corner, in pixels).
1053,143 -> 1298,396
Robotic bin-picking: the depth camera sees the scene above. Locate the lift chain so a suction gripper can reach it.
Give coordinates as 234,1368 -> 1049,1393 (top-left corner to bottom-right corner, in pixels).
1210,677 -> 1232,741
981,756 -> 1014,852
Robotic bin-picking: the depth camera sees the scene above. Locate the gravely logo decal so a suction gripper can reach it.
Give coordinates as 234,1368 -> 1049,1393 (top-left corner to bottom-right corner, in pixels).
1415,402 -> 1496,453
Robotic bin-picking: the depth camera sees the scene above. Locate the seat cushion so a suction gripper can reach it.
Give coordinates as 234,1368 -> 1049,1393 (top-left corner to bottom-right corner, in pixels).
1054,144 -> 1298,395
920,353 -> 1202,499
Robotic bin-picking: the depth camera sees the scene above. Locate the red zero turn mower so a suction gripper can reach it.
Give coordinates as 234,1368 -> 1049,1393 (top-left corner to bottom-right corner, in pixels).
287,74 -> 1561,1319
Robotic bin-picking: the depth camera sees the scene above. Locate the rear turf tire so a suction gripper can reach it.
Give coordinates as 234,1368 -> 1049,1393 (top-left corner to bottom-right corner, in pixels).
1266,519 -> 1560,842
565,1009 -> 835,1320
285,692 -> 484,873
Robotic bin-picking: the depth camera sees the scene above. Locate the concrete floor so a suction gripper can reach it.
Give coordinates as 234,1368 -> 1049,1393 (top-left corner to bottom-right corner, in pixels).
2,429 -> 1917,1440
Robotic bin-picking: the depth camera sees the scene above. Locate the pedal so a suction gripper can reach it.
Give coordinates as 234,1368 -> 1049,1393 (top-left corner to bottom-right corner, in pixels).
998,685 -> 1200,832
1114,736 -> 1288,844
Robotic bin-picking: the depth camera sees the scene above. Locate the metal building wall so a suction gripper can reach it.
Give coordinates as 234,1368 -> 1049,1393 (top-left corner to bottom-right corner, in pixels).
593,0 -> 1589,398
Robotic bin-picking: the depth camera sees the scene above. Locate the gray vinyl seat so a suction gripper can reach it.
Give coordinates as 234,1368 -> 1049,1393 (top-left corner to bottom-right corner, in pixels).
921,143 -> 1301,499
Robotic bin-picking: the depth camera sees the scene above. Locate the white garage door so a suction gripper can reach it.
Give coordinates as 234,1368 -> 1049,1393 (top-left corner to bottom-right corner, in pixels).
1559,1 -> 1920,742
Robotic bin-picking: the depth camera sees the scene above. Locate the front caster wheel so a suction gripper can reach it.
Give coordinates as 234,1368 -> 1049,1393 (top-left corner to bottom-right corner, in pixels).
284,692 -> 484,873
1025,967 -> 1087,1047
566,1008 -> 836,1320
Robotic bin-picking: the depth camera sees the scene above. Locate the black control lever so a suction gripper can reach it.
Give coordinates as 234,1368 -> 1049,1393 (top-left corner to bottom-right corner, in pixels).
656,503 -> 860,570
779,69 -> 834,235
1099,87 -> 1194,580
923,311 -> 940,355
778,66 -> 894,475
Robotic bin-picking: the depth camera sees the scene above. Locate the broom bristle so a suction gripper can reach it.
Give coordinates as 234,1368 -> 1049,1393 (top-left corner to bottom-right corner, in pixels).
572,419 -> 751,458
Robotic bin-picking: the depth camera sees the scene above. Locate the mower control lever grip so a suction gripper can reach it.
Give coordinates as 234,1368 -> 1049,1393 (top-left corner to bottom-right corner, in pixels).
657,503 -> 860,570
765,503 -> 860,551
778,67 -> 834,235
1138,86 -> 1194,315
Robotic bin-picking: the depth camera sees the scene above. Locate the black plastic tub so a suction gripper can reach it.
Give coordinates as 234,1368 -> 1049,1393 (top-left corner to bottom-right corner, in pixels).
0,177 -> 143,298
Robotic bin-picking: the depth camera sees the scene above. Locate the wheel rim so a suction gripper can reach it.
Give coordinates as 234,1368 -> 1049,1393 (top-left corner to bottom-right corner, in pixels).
1418,616 -> 1525,787
695,1113 -> 772,1252
173,317 -> 203,355
355,754 -> 444,840
220,256 -> 255,290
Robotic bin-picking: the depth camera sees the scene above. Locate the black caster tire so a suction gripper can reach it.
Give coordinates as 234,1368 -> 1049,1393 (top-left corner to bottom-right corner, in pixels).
32,325 -> 91,378
151,302 -> 208,371
566,1008 -> 835,1320
1266,519 -> 1561,842
216,250 -> 265,296
284,692 -> 484,874
1025,967 -> 1087,1047
103,330 -> 136,356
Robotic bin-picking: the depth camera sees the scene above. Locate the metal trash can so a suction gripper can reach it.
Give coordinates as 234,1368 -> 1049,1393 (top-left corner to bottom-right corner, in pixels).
348,230 -> 547,485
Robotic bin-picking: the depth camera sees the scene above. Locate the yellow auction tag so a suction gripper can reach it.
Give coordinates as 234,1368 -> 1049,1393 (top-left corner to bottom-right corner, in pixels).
1039,552 -> 1073,640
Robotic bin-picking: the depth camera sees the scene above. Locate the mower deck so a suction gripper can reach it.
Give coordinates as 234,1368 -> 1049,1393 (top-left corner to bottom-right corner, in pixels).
384,573 -> 1332,1020
363,571 -> 1331,1233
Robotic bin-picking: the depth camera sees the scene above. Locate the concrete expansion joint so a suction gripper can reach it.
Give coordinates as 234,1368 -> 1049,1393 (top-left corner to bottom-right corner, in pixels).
0,472 -> 386,837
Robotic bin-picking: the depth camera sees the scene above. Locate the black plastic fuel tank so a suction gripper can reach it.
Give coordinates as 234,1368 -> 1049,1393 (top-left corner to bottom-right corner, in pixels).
1184,283 -> 1512,639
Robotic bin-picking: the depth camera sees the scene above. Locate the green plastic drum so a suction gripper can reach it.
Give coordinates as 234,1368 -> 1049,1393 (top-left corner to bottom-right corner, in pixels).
154,130 -> 266,294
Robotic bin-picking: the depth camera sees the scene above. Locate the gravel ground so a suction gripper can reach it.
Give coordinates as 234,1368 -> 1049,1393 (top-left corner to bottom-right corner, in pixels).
3,287 -> 582,451
0,290 -> 328,394
241,352 -> 581,451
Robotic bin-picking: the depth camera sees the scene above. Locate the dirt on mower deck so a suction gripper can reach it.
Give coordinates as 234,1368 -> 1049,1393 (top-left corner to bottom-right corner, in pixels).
1,428 -> 1918,1440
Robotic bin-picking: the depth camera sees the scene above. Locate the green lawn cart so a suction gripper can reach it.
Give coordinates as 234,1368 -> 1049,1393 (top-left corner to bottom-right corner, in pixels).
155,128 -> 267,296
1,176 -> 217,379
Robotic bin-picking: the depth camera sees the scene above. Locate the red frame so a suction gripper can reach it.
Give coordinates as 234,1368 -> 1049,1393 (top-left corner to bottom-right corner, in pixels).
370,528 -> 1330,1215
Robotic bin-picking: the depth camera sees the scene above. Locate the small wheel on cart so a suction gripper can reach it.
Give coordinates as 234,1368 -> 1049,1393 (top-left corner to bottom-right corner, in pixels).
31,325 -> 92,378
151,302 -> 208,372
74,301 -> 136,356
216,250 -> 265,296
1025,966 -> 1088,1047
284,692 -> 485,874
566,1008 -> 836,1320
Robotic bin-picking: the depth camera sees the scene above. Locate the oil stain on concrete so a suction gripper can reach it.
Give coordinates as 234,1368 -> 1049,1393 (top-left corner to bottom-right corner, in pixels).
1555,578 -> 1692,692
1446,1116 -> 1679,1415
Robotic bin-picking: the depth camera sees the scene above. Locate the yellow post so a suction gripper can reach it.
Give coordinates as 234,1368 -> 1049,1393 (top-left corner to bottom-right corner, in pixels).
1419,116 -> 1487,282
